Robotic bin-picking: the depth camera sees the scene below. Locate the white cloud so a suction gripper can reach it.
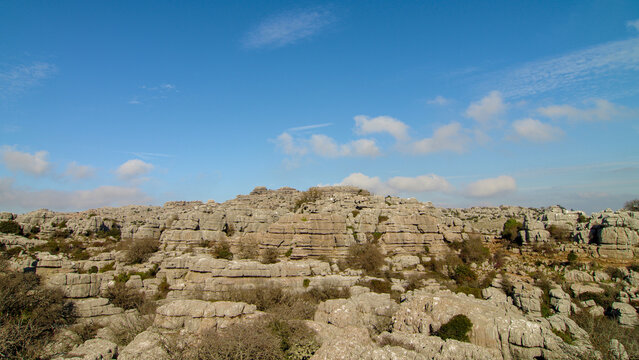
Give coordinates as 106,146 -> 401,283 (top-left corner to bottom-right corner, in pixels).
0,177 -> 151,211
354,115 -> 410,141
338,173 -> 452,195
0,62 -> 57,98
350,139 -> 381,157
627,19 -> 639,32
464,175 -> 516,197
511,118 -> 564,142
410,123 -> 470,154
64,161 -> 95,180
387,175 -> 452,193
465,91 -> 506,125
244,7 -> 335,49
116,159 -> 154,180
274,132 -> 308,156
1,146 -> 51,176
537,99 -> 628,122
338,173 -> 392,194
310,135 -> 380,158
427,95 -> 450,105
309,134 -> 346,157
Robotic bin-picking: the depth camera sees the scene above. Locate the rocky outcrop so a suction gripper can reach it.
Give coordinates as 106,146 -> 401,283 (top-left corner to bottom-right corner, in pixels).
314,291 -> 397,334
391,290 -> 592,360
154,299 -> 261,333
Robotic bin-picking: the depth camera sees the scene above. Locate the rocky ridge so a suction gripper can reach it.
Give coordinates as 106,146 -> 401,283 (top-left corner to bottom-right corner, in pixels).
0,186 -> 638,360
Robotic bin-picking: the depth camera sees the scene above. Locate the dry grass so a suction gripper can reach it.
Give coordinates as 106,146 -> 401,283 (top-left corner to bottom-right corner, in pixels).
571,310 -> 639,360
0,266 -> 75,359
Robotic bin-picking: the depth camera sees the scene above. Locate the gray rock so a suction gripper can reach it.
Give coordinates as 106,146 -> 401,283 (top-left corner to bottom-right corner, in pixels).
67,338 -> 118,360
611,302 -> 639,326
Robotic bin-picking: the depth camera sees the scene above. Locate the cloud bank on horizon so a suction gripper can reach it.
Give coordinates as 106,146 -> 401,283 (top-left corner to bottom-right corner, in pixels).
0,3 -> 638,214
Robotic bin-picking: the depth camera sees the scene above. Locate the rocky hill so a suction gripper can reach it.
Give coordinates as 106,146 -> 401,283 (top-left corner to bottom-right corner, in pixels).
0,186 -> 637,359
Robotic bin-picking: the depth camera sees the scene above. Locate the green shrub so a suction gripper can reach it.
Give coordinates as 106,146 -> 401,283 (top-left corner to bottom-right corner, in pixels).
548,225 -> 572,242
567,250 -> 578,264
351,210 -> 360,217
455,285 -> 482,298
435,314 -> 473,342
0,220 -> 21,235
284,248 -> 293,257
99,262 -> 115,272
213,240 -> 233,260
378,215 -> 389,223
356,278 -> 392,294
124,238 -> 159,264
372,232 -> 383,242
552,328 -> 573,344
346,243 -> 385,274
302,279 -> 310,288
502,218 -> 523,245
577,284 -> 621,310
577,214 -> 589,223
459,234 -> 490,264
605,267 -> 625,280
96,226 -> 121,239
156,277 -> 170,300
88,266 -> 98,274
452,264 -> 477,285
0,268 -> 75,358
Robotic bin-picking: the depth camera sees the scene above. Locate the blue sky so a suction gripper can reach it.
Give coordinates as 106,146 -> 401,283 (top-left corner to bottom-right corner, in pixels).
1,0 -> 638,214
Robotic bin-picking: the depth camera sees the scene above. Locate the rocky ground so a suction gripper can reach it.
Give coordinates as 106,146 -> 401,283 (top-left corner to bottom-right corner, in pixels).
0,186 -> 638,359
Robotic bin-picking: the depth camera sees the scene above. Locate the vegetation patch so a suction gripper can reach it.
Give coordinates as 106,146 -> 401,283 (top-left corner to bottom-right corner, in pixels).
124,238 -> 159,264
435,314 -> 473,342
294,188 -> 322,212
212,240 -> 233,260
346,242 -> 385,274
551,328 -> 573,344
0,265 -> 75,359
0,220 -> 21,235
502,218 -> 523,246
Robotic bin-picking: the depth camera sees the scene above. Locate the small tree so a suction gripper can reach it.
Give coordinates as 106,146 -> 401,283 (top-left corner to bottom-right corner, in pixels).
124,238 -> 159,264
624,199 -> 639,211
502,218 -> 523,245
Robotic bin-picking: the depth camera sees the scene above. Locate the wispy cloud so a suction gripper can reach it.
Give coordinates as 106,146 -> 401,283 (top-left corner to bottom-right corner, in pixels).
537,99 -> 631,122
465,91 -> 506,126
494,37 -> 639,98
427,95 -> 450,105
627,19 -> 639,32
243,7 -> 335,49
0,62 -> 57,98
288,123 -> 332,132
129,152 -> 174,160
64,161 -> 95,180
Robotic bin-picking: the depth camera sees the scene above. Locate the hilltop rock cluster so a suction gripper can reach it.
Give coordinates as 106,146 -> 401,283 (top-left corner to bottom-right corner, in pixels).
0,186 -> 638,359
